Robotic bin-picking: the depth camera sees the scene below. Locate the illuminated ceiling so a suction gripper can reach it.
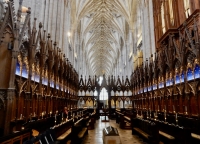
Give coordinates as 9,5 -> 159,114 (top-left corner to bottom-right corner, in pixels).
70,0 -> 137,75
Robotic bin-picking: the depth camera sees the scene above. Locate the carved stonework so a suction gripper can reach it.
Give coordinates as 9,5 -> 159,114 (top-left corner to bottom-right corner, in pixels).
0,90 -> 6,109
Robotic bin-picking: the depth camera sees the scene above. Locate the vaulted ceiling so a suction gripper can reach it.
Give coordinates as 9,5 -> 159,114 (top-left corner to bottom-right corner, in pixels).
70,0 -> 138,76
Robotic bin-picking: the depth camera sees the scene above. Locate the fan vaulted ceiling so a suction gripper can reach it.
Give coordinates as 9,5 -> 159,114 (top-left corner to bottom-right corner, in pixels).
70,0 -> 137,76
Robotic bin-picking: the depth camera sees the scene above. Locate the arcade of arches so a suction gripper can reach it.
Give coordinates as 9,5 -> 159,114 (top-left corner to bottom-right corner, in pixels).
0,0 -> 200,144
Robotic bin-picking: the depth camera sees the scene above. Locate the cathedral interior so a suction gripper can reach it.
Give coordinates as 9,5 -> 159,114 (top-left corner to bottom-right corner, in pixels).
0,0 -> 200,144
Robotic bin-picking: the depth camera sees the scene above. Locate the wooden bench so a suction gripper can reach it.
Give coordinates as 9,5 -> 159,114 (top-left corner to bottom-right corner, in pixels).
133,127 -> 150,139
155,120 -> 190,144
115,110 -> 123,124
23,119 -> 73,144
47,119 -> 73,143
0,129 -> 31,144
71,118 -> 89,144
132,118 -> 159,144
120,115 -> 132,129
159,130 -> 175,140
88,112 -> 96,130
56,128 -> 71,141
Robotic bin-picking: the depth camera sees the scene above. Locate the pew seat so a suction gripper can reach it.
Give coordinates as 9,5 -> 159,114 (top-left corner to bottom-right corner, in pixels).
57,128 -> 71,141
124,116 -> 131,121
133,127 -> 149,139
159,130 -> 175,140
78,127 -> 87,138
132,118 -> 159,144
119,115 -> 131,129
191,133 -> 200,140
71,118 -> 89,144
0,129 -> 31,144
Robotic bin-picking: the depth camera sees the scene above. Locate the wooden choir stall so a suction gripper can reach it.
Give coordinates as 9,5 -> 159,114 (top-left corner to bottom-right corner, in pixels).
0,1 -> 96,144
131,1 -> 200,143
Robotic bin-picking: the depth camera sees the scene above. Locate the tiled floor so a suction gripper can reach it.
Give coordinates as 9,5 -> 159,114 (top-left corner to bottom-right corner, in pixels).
83,117 -> 148,144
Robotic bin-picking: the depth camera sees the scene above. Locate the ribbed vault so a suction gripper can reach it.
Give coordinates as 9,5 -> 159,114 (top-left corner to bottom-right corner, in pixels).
71,0 -> 137,76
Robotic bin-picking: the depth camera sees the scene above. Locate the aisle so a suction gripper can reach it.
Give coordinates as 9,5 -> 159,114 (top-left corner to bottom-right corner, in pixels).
83,117 -> 147,144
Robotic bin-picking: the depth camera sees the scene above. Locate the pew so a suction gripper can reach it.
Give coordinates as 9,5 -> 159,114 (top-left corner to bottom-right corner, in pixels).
71,117 -> 89,144
0,129 -> 31,144
0,109 -> 90,144
88,112 -> 96,130
115,109 -> 132,129
178,116 -> 200,144
146,112 -> 198,144
53,119 -> 73,143
120,114 -> 132,129
132,118 -> 159,144
115,109 -> 123,124
22,119 -> 73,144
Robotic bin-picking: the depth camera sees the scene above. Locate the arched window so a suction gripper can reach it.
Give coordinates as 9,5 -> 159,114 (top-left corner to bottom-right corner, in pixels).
161,3 -> 166,34
183,0 -> 191,18
94,90 -> 98,96
168,0 -> 174,26
99,88 -> 108,100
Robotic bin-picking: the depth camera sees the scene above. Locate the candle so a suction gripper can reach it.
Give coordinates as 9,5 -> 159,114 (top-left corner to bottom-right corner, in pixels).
20,114 -> 22,119
175,113 -> 177,119
55,114 -> 56,120
62,113 -> 63,118
185,106 -> 187,112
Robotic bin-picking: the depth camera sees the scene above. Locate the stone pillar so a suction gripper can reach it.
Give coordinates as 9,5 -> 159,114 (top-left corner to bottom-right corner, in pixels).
43,0 -> 49,31
47,0 -> 53,35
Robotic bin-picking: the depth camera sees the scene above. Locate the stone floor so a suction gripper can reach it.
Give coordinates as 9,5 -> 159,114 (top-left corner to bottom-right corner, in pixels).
83,116 -> 148,144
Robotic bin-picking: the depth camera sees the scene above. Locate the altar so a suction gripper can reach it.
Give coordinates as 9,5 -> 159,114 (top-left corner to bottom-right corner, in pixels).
103,126 -> 121,144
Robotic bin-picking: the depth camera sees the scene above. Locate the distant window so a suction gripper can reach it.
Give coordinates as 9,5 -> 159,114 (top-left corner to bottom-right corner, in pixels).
99,88 -> 108,100
168,0 -> 174,26
183,0 -> 191,18
161,3 -> 166,34
98,76 -> 103,86
94,90 -> 98,96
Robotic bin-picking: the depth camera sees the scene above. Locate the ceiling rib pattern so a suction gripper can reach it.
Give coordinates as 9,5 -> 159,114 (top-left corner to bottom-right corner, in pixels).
74,0 -> 137,76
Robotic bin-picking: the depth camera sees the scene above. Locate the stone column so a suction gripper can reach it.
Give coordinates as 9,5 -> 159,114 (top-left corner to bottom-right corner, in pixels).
47,0 -> 53,35
43,0 -> 49,31
56,0 -> 61,47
